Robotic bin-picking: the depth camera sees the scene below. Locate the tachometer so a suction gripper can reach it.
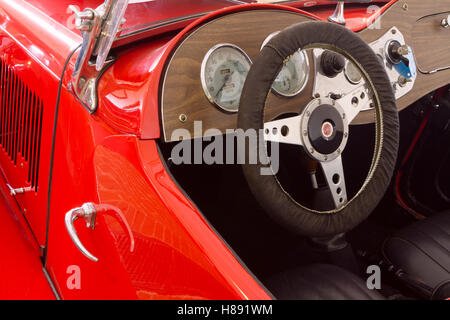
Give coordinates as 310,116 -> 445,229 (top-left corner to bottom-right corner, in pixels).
261,31 -> 310,97
201,43 -> 252,112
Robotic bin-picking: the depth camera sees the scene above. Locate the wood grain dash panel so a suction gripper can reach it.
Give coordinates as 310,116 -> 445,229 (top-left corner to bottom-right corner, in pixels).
412,12 -> 450,72
162,1 -> 450,140
161,10 -> 315,141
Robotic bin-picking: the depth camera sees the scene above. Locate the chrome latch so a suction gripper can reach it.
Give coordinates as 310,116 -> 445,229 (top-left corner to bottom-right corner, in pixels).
65,202 -> 135,262
68,5 -> 95,31
7,184 -> 32,196
65,203 -> 98,262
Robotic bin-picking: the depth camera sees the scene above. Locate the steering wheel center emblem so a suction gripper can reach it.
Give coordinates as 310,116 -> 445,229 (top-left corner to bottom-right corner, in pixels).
300,98 -> 349,162
321,121 -> 334,140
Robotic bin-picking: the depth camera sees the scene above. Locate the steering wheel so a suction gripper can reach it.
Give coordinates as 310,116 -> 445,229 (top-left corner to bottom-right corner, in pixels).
238,22 -> 399,237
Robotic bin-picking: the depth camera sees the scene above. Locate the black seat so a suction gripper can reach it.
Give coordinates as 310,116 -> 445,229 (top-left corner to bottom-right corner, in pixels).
266,264 -> 383,300
383,211 -> 450,299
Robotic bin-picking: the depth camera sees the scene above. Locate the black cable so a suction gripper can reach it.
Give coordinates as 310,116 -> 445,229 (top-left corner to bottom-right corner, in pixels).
434,130 -> 450,204
404,122 -> 437,216
43,44 -> 81,266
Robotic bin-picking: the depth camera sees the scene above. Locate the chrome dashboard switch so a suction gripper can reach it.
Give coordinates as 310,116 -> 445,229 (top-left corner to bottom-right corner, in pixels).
441,14 -> 450,28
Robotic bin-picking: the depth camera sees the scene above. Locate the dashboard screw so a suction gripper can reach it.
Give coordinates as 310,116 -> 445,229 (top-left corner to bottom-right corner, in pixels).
179,114 -> 187,123
310,148 -> 314,154
303,130 -> 307,136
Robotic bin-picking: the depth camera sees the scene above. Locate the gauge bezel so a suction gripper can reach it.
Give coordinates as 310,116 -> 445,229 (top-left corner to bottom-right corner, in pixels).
200,43 -> 252,113
261,31 -> 310,98
344,60 -> 363,85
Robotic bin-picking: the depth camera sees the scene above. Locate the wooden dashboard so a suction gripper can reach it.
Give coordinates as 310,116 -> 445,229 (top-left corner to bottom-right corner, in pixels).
161,0 -> 450,142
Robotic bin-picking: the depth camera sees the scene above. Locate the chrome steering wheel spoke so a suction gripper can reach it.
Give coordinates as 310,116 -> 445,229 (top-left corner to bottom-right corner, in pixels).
335,84 -> 371,124
320,156 -> 348,209
264,115 -> 303,146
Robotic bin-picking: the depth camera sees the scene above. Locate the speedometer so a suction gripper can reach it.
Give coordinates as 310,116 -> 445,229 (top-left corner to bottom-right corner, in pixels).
201,43 -> 252,112
261,31 -> 310,97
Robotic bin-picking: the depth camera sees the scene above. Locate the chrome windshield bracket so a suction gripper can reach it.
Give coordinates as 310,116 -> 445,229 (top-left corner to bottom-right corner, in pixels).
70,0 -> 128,112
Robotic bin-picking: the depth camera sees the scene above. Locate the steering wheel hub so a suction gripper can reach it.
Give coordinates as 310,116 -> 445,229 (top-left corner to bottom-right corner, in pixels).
301,97 -> 349,162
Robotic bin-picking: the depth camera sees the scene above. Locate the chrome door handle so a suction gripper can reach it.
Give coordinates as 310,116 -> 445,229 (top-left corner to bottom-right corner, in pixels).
65,203 -> 99,262
65,202 -> 135,262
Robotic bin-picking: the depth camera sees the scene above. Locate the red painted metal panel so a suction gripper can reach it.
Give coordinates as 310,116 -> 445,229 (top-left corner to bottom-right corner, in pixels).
0,32 -> 61,246
45,91 -> 270,298
0,0 -> 81,79
22,0 -> 392,45
0,185 -> 54,299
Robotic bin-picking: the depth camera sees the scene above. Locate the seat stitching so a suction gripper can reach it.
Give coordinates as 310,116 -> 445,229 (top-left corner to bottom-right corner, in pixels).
423,219 -> 450,237
385,236 -> 450,273
411,228 -> 450,259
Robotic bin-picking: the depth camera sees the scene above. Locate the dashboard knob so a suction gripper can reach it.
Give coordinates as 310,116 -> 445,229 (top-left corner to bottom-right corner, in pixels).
442,15 -> 450,28
321,50 -> 346,78
387,41 -> 410,66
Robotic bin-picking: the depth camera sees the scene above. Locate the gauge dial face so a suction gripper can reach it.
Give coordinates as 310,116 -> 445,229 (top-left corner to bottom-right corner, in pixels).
262,32 -> 310,97
201,44 -> 252,112
345,61 -> 363,85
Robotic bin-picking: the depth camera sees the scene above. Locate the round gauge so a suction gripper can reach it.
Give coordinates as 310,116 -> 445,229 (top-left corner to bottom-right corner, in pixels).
345,60 -> 363,85
201,43 -> 252,112
261,31 -> 310,97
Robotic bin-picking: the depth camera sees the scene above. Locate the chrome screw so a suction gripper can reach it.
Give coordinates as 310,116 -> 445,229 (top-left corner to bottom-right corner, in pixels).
179,114 -> 187,123
442,15 -> 450,28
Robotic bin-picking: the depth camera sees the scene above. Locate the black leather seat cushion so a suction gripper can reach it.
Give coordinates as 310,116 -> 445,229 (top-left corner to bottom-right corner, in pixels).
383,211 -> 450,299
266,264 -> 383,300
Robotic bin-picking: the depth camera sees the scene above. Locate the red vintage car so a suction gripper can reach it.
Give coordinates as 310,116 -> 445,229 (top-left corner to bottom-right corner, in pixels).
0,0 -> 448,300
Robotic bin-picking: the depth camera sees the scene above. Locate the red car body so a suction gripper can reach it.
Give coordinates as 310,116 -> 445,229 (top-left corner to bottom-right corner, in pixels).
0,0 -> 393,299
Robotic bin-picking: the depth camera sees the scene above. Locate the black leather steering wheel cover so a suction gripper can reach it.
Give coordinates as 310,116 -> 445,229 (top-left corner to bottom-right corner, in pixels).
238,21 -> 399,237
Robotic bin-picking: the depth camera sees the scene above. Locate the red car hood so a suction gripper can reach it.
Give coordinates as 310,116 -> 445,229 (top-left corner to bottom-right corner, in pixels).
24,0 -> 364,42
